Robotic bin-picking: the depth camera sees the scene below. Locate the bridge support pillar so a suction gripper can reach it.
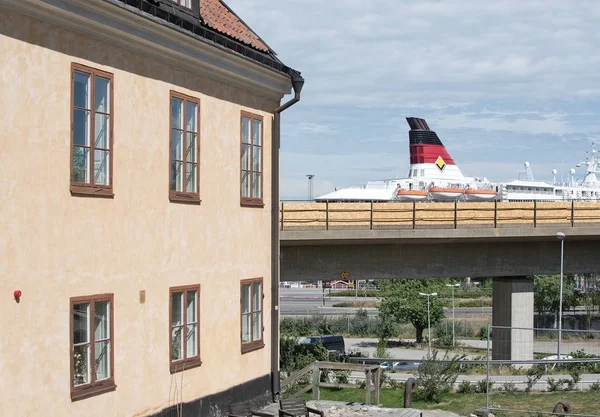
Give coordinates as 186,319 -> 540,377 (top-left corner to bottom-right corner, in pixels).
491,276 -> 534,361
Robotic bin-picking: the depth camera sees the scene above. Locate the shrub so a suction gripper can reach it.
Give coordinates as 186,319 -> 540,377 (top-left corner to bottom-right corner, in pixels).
351,309 -> 371,337
376,339 -> 390,359
416,350 -> 465,402
590,381 -> 600,392
502,382 -> 518,393
475,379 -> 493,394
525,364 -> 545,392
457,380 -> 473,394
547,377 -> 561,392
478,326 -> 491,340
334,370 -> 350,384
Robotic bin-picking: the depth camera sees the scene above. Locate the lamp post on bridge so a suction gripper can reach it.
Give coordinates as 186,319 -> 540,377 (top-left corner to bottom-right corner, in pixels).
556,232 -> 565,361
419,292 -> 438,357
445,283 -> 460,347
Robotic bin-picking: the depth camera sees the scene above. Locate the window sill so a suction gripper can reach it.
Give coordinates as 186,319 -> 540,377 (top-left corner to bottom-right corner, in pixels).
170,193 -> 201,205
241,341 -> 265,354
71,381 -> 116,401
170,356 -> 202,373
240,199 -> 264,208
71,184 -> 114,198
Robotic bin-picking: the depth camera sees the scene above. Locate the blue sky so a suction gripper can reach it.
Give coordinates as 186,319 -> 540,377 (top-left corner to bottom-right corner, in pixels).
227,0 -> 600,200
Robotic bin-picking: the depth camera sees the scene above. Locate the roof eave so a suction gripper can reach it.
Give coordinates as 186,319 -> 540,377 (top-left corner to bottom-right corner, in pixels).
0,0 -> 295,99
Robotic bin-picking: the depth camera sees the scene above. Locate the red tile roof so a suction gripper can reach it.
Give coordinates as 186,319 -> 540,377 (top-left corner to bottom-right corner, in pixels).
200,0 -> 270,53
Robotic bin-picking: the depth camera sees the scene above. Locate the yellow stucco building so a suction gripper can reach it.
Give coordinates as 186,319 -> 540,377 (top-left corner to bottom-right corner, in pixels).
0,0 -> 303,415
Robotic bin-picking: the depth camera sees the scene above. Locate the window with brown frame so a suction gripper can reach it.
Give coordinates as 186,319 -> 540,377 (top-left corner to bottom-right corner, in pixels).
170,285 -> 201,372
241,278 -> 264,353
170,91 -> 200,202
70,293 -> 115,401
240,112 -> 264,207
71,63 -> 114,197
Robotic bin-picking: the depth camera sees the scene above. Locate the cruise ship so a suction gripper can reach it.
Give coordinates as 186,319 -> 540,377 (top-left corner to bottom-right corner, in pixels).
315,117 -> 600,202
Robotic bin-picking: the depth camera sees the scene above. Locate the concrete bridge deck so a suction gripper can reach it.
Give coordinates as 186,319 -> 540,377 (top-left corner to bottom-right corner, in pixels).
279,201 -> 600,281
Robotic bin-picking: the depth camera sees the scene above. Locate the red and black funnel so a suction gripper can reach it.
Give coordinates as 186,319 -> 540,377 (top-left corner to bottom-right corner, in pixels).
406,117 -> 455,166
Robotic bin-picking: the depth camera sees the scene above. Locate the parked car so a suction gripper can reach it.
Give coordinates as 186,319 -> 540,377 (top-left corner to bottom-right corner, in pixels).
298,335 -> 346,354
379,361 -> 420,371
393,361 -> 420,371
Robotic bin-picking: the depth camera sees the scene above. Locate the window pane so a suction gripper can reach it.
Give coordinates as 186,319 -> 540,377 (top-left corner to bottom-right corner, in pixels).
241,171 -> 250,198
186,102 -> 197,132
172,292 -> 183,326
94,149 -> 110,186
252,119 -> 261,146
186,290 -> 197,324
94,113 -> 110,149
73,109 -> 90,146
73,303 -> 90,344
252,172 -> 261,198
73,344 -> 90,386
242,284 -> 251,314
171,327 -> 183,361
171,98 -> 183,130
253,146 -> 261,172
241,143 -> 250,171
171,130 -> 183,163
95,77 -> 110,113
74,71 -> 90,109
186,324 -> 198,357
171,161 -> 183,191
186,163 -> 197,193
186,133 -> 197,163
72,147 -> 90,183
242,117 -> 250,144
241,313 -> 251,343
252,312 -> 261,341
252,282 -> 262,311
95,340 -> 110,380
94,300 -> 109,340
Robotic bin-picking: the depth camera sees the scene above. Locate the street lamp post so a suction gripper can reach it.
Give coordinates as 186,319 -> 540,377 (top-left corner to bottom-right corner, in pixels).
445,283 -> 460,347
306,174 -> 315,200
419,292 -> 438,357
556,232 -> 565,361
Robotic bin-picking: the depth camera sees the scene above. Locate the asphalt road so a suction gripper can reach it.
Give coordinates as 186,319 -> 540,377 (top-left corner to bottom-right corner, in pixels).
280,287 -> 492,317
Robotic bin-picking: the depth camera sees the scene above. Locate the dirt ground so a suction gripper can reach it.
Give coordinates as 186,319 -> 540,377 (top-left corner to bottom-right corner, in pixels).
322,402 -> 461,417
262,400 -> 462,417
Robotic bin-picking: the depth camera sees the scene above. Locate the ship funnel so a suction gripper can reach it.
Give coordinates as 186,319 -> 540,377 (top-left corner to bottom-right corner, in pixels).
406,117 -> 464,180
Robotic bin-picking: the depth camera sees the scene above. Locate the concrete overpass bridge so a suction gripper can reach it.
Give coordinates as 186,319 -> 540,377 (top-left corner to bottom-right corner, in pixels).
278,201 -> 600,361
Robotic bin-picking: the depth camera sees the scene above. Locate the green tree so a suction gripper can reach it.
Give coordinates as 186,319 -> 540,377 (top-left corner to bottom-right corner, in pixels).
534,274 -> 578,327
379,279 -> 446,343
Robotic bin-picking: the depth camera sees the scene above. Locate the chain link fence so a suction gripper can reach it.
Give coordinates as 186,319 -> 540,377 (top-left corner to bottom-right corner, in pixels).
481,326 -> 600,416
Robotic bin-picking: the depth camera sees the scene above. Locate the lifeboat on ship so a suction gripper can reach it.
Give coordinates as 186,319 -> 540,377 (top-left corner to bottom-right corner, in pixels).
428,186 -> 464,200
396,188 -> 429,201
463,187 -> 498,201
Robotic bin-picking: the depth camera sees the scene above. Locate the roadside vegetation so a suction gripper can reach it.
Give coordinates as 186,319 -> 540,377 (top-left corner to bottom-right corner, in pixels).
281,275 -> 600,414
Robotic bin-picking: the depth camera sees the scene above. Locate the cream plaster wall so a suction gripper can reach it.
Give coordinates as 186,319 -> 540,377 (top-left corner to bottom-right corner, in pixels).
0,9 -> 279,416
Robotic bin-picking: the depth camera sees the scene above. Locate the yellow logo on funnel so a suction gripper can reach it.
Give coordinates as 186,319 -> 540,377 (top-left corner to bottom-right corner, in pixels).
435,156 -> 446,172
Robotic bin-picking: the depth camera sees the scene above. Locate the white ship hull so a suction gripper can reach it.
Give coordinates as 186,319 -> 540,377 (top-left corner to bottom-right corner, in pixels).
315,117 -> 600,203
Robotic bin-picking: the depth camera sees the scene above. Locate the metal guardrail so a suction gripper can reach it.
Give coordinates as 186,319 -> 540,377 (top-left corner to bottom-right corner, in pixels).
279,200 -> 600,230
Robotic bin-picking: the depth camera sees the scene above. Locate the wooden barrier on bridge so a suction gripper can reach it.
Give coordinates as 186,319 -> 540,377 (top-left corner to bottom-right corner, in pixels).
279,201 -> 600,230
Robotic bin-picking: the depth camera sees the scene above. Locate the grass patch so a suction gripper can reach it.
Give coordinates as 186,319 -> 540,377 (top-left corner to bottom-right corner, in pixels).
329,290 -> 380,297
332,301 -> 379,308
308,387 -> 600,415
